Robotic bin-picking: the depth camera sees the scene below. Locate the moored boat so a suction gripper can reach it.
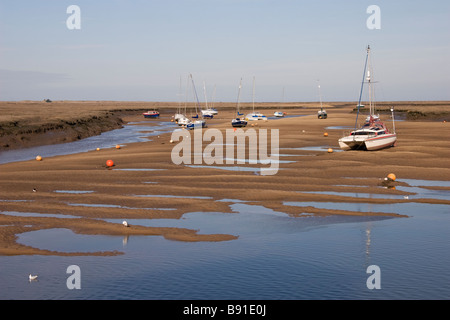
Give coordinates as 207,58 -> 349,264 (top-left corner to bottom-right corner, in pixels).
245,77 -> 267,121
245,111 -> 267,121
317,81 -> 327,119
338,45 -> 397,151
274,111 -> 285,117
231,78 -> 247,128
186,119 -> 206,130
338,115 -> 397,151
231,118 -> 247,127
143,110 -> 160,118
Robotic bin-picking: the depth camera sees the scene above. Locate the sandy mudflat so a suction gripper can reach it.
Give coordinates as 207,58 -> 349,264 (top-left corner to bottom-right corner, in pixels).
1,101 -> 450,256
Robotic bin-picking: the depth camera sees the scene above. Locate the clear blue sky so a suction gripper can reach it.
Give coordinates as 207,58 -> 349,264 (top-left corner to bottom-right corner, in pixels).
0,0 -> 449,102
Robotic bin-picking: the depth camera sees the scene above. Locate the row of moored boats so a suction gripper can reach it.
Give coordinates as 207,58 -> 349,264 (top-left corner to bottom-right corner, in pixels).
143,46 -> 397,151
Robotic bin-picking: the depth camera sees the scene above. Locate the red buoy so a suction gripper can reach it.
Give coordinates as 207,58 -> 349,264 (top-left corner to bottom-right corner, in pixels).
106,160 -> 114,167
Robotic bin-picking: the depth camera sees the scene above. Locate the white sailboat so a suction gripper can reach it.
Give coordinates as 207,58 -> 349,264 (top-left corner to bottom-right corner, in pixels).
338,45 -> 397,151
317,81 -> 327,119
245,77 -> 267,121
274,111 -> 284,117
274,87 -> 285,117
186,74 -> 206,129
175,75 -> 191,126
201,84 -> 218,117
174,75 -> 186,123
231,78 -> 247,127
200,82 -> 215,119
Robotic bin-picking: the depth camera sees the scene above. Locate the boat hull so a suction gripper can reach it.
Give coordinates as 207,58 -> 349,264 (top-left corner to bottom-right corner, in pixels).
318,111 -> 327,119
143,112 -> 159,118
339,134 -> 397,151
231,119 -> 247,127
201,109 -> 218,116
246,113 -> 267,121
187,120 -> 206,130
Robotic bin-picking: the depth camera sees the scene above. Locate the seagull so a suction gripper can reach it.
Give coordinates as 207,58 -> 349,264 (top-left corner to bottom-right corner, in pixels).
29,274 -> 38,281
403,195 -> 409,200
122,221 -> 129,227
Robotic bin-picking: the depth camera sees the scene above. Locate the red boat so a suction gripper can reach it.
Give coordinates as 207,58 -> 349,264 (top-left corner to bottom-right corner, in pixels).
143,111 -> 160,118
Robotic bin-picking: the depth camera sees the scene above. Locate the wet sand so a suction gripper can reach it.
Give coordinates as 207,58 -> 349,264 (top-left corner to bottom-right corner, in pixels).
1,101 -> 450,256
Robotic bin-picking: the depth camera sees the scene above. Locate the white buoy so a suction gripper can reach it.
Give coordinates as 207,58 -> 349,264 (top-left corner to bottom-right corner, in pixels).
122,221 -> 129,227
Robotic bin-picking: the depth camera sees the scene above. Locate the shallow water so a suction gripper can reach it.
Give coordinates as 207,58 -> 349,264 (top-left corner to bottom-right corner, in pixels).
54,190 -> 95,194
3,198 -> 450,299
0,121 -> 174,164
280,146 -> 343,152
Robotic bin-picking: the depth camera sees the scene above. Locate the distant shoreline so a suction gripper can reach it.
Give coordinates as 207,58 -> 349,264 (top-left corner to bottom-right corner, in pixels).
1,100 -> 449,151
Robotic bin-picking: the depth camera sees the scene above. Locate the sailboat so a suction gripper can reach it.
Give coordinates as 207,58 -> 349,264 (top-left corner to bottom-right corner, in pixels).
317,81 -> 327,119
186,74 -> 206,130
338,45 -> 397,151
200,82 -> 214,119
201,83 -> 218,118
231,78 -> 248,128
245,77 -> 267,121
175,75 -> 191,126
274,87 -> 285,117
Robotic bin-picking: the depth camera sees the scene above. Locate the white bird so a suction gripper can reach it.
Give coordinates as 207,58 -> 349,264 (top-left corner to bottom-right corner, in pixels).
29,274 -> 38,281
122,221 -> 129,227
403,195 -> 409,200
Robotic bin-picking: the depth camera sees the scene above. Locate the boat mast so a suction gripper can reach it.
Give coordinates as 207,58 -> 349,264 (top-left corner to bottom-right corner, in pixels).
354,45 -> 370,131
190,74 -> 202,115
317,80 -> 323,111
184,74 -> 190,115
236,78 -> 242,116
177,75 -> 183,114
366,45 -> 375,117
211,85 -> 216,109
252,76 -> 255,112
203,81 -> 208,110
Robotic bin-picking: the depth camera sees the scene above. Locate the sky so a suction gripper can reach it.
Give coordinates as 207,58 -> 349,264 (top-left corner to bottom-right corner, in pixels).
0,0 -> 449,102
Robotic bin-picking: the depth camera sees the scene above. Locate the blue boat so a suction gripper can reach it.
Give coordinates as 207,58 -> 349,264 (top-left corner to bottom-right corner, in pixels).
231,118 -> 247,128
187,120 -> 206,130
143,111 -> 160,118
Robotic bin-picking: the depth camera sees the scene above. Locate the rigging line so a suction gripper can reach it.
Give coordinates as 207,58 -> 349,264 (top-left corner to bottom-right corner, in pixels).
190,74 -> 202,112
355,45 -> 370,132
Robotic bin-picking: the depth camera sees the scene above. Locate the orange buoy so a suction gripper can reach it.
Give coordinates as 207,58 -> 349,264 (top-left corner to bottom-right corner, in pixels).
116,144 -> 121,149
387,173 -> 396,181
96,148 -> 100,151
35,155 -> 42,161
106,160 -> 114,167
327,148 -> 333,153
324,132 -> 328,137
